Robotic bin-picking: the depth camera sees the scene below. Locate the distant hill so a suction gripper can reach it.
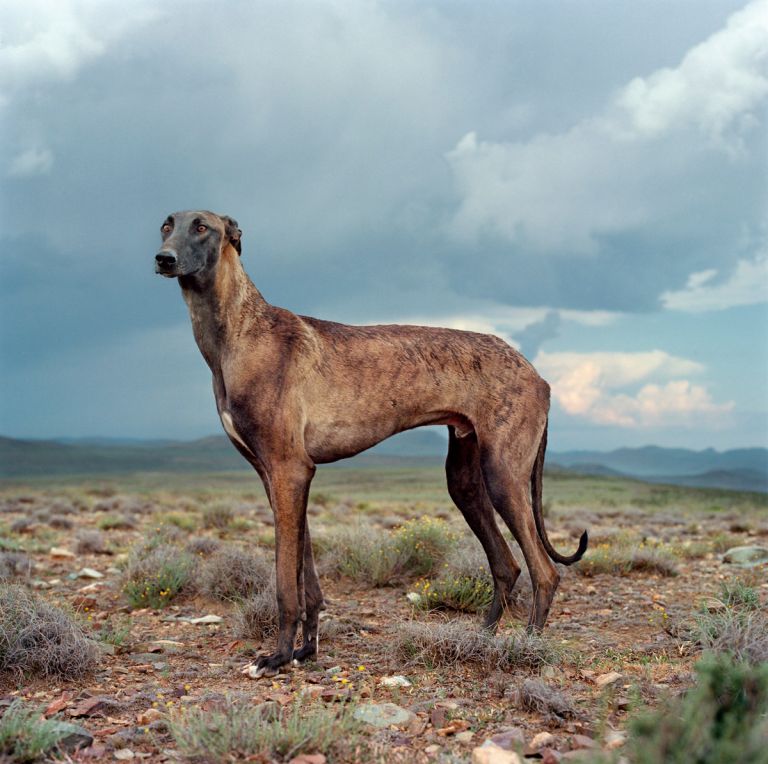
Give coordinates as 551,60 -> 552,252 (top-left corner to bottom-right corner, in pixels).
1,434 -> 765,492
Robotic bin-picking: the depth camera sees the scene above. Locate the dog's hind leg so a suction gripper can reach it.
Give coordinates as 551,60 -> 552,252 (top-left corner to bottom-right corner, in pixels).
292,521 -> 324,665
446,427 -> 522,630
479,433 -> 560,632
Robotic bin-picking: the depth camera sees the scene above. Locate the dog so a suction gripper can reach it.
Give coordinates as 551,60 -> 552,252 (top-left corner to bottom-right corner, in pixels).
155,210 -> 587,676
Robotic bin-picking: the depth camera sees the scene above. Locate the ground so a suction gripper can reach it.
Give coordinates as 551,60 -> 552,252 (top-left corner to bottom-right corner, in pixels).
0,466 -> 766,762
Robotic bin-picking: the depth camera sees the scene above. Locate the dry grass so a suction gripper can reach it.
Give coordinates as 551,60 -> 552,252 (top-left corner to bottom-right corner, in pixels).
187,536 -> 222,556
122,541 -> 197,609
577,541 -> 678,578
0,551 -> 32,581
695,608 -> 768,665
75,530 -> 108,555
517,678 -> 578,721
199,546 -> 272,602
202,500 -> 235,529
233,585 -> 279,640
0,584 -> 99,680
394,620 -> 561,670
168,696 -> 366,762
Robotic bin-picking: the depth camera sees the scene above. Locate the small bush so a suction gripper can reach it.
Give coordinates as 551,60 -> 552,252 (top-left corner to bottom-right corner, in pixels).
202,501 -> 235,529
0,585 -> 99,679
122,542 -> 196,608
695,608 -> 768,664
720,579 -> 760,611
169,696 -> 364,762
518,678 -> 578,721
75,530 -> 108,555
48,515 -> 74,530
0,551 -> 32,581
0,700 -> 86,762
577,541 -> 677,578
162,512 -> 199,531
200,547 -> 272,602
395,620 -> 560,670
98,514 -> 137,530
233,586 -> 279,640
626,653 -> 768,764
187,537 -> 221,556
391,516 -> 459,577
413,573 -> 494,614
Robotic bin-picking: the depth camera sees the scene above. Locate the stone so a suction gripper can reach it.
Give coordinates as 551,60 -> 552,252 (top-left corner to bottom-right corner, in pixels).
595,671 -> 623,688
424,744 -> 441,755
471,743 -> 523,764
137,708 -> 163,725
48,722 -> 93,753
528,731 -> 556,751
353,702 -> 416,729
604,730 -> 627,750
541,749 -> 562,764
722,546 -> 768,567
380,675 -> 412,687
489,728 -> 525,749
78,568 -> 104,579
187,614 -> 223,624
571,734 -> 597,749
113,750 -> 135,760
50,547 -> 75,559
288,754 -> 326,764
456,730 -> 475,743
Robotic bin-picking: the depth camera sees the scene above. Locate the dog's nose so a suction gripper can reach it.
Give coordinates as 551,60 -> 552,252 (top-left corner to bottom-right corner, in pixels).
155,251 -> 177,268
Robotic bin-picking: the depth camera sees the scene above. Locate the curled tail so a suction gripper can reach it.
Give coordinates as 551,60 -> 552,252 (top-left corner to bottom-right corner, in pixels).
531,419 -> 588,565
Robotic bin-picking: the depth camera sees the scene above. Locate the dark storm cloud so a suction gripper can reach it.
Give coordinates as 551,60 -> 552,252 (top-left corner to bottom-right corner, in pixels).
0,0 -> 763,439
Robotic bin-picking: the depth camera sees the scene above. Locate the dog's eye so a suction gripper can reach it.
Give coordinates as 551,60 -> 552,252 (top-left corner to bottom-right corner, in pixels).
196,224 -> 207,233
161,223 -> 172,233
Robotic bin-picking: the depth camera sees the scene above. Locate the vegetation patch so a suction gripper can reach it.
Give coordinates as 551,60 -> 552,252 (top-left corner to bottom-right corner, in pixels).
395,620 -> 560,670
0,700 -> 88,763
199,546 -> 272,602
517,678 -> 578,721
0,551 -> 32,581
577,540 -> 678,578
75,530 -> 108,555
624,654 -> 768,764
0,584 -> 99,680
202,500 -> 235,530
233,586 -> 279,640
168,696 -> 364,762
122,541 -> 196,608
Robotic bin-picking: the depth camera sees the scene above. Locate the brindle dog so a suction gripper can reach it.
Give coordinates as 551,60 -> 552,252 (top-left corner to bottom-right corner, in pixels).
155,210 -> 587,677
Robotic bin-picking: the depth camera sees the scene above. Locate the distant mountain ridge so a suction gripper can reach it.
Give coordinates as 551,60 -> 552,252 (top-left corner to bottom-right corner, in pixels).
0,434 -> 765,492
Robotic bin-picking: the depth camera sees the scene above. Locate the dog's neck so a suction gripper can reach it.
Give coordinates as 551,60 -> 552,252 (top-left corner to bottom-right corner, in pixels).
179,246 -> 267,371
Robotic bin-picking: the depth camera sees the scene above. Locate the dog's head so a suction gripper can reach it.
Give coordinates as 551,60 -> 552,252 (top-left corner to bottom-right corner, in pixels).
154,210 -> 242,279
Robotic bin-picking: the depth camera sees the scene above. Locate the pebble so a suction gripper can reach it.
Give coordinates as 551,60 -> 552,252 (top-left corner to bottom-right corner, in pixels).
595,671 -> 623,687
113,750 -> 135,760
528,731 -> 555,751
353,702 -> 416,729
722,546 -> 768,567
50,547 -> 75,559
456,730 -> 475,743
471,743 -> 523,764
78,567 -> 104,579
186,614 -> 223,624
380,675 -> 412,687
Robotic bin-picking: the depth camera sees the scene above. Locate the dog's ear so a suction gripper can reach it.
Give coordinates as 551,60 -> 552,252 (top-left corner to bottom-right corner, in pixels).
222,216 -> 242,255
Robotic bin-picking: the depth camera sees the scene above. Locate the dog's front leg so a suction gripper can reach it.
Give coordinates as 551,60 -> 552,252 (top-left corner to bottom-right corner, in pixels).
252,459 -> 315,677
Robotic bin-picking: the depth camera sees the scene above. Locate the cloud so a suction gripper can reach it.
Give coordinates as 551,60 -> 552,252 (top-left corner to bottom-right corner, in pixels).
446,0 -> 768,254
7,147 -> 53,178
535,350 -> 733,427
0,0 -> 158,98
661,249 -> 768,311
514,310 -> 561,359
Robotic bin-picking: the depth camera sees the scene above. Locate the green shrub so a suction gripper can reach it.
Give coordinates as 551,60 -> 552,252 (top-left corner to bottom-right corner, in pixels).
168,697 -> 364,762
720,579 -> 760,611
202,501 -> 235,530
0,700 -> 88,762
626,654 -> 768,764
391,516 -> 459,577
199,546 -> 272,602
577,540 -> 677,578
122,542 -> 196,608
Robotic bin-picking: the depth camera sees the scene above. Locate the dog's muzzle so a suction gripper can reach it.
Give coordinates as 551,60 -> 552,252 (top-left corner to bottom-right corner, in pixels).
155,250 -> 178,275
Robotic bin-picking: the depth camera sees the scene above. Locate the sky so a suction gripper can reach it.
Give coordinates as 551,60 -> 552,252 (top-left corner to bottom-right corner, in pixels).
1,0 -> 767,452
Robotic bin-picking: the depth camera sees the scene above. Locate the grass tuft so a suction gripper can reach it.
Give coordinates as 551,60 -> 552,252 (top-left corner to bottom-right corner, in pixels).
168,696 -> 364,762
122,541 -> 196,608
199,546 -> 272,602
0,585 -> 99,679
233,585 -> 279,640
395,620 -> 560,670
202,500 -> 235,530
0,700 -> 85,762
577,540 -> 677,578
0,551 -> 32,582
518,678 -> 578,720
75,530 -> 108,555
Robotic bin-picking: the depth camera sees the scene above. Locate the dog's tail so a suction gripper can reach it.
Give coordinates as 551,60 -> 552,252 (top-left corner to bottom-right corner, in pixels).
531,418 -> 588,565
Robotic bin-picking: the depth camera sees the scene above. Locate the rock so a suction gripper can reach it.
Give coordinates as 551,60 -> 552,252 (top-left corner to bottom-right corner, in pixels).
425,744 -> 441,754
186,614 -> 223,624
68,696 -> 122,718
137,708 -> 164,725
722,546 -> 768,567
541,749 -> 562,764
78,568 -> 104,579
405,592 -> 423,605
50,547 -> 76,558
456,730 -> 475,743
472,742 -> 523,764
489,727 -> 525,749
595,671 -> 623,688
353,702 -> 416,729
604,730 -> 627,750
380,675 -> 412,687
48,722 -> 94,753
528,731 -> 556,752
114,749 -> 135,760
570,734 -> 597,749
289,755 -> 326,764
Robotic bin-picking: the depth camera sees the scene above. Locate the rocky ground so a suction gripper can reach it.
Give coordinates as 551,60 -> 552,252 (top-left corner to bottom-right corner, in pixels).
0,470 -> 766,762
